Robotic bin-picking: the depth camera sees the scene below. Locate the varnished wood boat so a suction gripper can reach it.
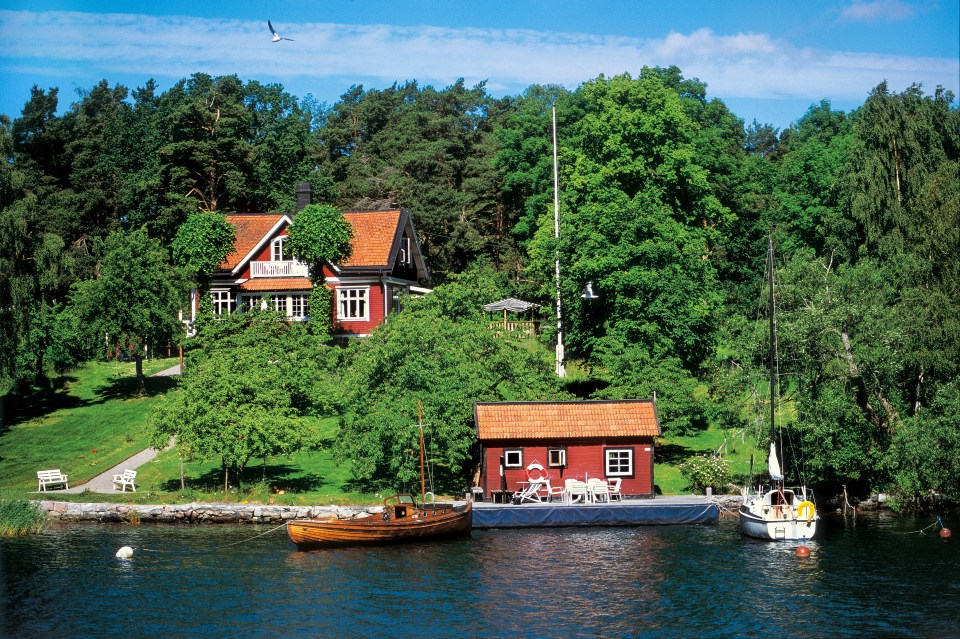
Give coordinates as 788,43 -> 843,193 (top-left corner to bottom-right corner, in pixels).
286,494 -> 473,549
287,404 -> 472,550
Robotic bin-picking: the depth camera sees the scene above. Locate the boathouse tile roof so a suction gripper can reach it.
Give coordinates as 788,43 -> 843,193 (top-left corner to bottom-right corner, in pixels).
474,400 -> 661,440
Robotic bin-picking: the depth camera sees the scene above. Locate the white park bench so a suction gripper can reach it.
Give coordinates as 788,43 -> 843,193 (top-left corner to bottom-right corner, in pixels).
112,469 -> 137,492
37,469 -> 69,491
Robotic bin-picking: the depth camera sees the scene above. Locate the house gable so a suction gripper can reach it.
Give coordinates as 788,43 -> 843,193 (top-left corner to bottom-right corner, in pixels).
207,205 -> 429,335
221,214 -> 291,276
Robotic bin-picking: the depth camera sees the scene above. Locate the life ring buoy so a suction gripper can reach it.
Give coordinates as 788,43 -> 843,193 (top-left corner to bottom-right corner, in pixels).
526,466 -> 548,482
797,500 -> 816,523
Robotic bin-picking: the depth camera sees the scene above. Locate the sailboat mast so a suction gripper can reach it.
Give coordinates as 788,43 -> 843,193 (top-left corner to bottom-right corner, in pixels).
418,403 -> 426,505
766,237 -> 784,483
768,237 -> 776,450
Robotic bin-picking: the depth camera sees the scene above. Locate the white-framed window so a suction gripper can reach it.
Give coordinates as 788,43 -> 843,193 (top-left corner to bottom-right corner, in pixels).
398,236 -> 412,266
243,295 -> 264,311
337,286 -> 369,321
548,448 -> 567,468
271,294 -> 288,315
503,449 -> 523,469
272,236 -> 290,261
291,294 -> 307,319
605,447 -> 635,477
211,290 -> 233,315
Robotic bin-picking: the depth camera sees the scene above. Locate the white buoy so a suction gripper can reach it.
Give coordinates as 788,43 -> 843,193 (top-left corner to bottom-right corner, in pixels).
116,546 -> 133,559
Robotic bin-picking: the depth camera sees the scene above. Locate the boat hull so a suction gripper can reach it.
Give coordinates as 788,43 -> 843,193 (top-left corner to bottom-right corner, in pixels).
287,502 -> 472,549
739,505 -> 817,541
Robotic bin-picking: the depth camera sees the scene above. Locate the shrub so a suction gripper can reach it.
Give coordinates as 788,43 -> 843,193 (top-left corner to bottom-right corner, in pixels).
678,454 -> 731,493
0,499 -> 47,536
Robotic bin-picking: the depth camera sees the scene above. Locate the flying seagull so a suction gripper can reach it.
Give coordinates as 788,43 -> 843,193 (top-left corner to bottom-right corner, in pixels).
268,20 -> 294,42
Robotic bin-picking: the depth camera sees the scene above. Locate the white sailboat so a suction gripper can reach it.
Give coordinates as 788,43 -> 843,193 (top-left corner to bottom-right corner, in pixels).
739,239 -> 819,541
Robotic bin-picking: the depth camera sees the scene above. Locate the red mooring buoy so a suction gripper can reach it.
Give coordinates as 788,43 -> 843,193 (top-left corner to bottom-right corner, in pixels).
939,528 -> 951,539
796,545 -> 811,557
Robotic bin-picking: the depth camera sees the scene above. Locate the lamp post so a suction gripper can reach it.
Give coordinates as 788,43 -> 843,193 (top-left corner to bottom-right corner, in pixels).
553,105 -> 565,378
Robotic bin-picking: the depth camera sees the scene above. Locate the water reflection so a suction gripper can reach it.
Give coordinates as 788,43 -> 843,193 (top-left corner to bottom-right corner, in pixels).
1,516 -> 958,638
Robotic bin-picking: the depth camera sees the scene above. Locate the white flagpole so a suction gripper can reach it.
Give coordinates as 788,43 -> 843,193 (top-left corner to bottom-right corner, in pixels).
553,105 -> 565,377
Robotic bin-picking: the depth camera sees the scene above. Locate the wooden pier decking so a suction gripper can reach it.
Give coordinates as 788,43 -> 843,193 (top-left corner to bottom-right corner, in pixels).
471,495 -> 719,528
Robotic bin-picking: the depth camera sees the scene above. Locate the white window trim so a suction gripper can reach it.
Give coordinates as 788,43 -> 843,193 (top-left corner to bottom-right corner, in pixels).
503,449 -> 523,469
272,236 -> 287,262
337,286 -> 370,322
605,448 -> 634,477
210,289 -> 233,316
547,448 -> 567,468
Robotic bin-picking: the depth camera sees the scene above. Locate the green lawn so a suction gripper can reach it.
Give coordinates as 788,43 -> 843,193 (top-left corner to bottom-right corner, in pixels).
1,359 -> 765,503
1,359 -> 178,493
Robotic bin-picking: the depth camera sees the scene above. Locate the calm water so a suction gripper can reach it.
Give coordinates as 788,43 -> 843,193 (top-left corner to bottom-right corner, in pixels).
1,514 -> 958,638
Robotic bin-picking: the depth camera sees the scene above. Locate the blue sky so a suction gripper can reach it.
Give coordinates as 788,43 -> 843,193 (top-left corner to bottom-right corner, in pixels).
1,0 -> 957,129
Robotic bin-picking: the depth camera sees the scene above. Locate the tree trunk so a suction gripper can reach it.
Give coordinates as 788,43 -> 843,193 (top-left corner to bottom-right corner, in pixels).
135,352 -> 145,395
838,330 -> 899,430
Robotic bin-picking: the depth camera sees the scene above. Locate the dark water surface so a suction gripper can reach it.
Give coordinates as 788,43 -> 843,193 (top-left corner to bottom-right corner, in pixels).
2,513 -> 958,638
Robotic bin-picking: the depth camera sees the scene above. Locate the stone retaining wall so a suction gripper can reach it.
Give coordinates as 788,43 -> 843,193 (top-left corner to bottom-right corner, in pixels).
37,501 -> 380,525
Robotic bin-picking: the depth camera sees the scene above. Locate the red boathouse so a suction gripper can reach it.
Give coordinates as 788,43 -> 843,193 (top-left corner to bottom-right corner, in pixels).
474,399 -> 661,501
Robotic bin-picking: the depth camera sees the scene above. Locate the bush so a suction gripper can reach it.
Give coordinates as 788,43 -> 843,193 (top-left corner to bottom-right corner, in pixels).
0,499 -> 47,536
678,454 -> 731,494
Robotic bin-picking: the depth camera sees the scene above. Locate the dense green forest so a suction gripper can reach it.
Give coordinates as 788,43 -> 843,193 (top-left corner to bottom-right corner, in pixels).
2,68 -> 958,505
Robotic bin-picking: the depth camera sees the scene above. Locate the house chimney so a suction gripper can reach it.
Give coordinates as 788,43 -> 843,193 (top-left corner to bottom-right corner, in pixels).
296,182 -> 312,212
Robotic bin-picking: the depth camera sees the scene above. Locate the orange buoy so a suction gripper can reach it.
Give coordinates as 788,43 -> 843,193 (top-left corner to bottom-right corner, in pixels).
939,528 -> 951,538
796,545 -> 810,557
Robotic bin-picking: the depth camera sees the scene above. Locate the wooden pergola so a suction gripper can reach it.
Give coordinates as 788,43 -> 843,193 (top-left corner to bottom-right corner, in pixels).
483,298 -> 542,337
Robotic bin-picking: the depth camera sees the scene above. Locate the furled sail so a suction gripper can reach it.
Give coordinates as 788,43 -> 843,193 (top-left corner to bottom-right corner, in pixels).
768,442 -> 783,481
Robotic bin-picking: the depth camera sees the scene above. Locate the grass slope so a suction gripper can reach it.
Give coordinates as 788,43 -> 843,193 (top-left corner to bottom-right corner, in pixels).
1,359 -> 764,503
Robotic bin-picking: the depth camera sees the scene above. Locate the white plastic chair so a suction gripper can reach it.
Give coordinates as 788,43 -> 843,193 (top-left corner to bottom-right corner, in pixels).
588,478 -> 610,503
608,477 -> 623,501
565,479 -> 587,504
544,479 -> 565,503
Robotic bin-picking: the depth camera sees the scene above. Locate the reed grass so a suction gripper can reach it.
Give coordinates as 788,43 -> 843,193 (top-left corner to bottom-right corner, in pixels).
0,499 -> 47,536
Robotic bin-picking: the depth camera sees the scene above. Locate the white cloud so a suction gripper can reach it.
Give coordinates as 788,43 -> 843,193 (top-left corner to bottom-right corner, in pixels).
0,9 -> 956,106
840,0 -> 917,22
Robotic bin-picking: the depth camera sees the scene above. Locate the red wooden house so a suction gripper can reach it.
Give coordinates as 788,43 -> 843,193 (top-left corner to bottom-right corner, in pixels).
474,400 -> 661,500
201,187 -> 430,336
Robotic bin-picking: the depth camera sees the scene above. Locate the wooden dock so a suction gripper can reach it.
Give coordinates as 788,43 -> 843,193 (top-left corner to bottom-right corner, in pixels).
471,495 -> 719,528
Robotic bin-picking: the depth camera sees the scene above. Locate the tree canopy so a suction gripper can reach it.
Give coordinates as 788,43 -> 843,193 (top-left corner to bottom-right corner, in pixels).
3,70 -> 958,503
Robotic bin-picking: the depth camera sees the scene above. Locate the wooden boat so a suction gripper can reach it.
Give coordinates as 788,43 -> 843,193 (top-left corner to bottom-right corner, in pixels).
287,494 -> 472,549
739,239 -> 819,542
287,405 -> 472,549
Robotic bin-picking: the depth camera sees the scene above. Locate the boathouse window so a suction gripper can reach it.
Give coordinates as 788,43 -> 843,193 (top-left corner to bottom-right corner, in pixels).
604,447 -> 634,477
504,449 -> 523,469
547,448 -> 566,468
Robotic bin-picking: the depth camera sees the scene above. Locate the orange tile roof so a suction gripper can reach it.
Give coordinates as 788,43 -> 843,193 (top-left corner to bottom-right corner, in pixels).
340,210 -> 402,268
238,277 -> 312,291
475,400 -> 660,440
222,214 -> 287,270
222,210 -> 404,272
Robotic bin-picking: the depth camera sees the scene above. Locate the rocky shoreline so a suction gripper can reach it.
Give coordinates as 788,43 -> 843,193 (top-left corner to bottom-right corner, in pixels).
37,500 -> 379,525
35,492 -> 894,526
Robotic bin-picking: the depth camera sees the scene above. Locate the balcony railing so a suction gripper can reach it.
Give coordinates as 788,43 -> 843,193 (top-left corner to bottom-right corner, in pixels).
250,260 -> 309,278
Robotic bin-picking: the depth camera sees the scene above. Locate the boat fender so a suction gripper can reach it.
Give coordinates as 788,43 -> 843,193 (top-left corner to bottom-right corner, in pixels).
797,501 -> 816,523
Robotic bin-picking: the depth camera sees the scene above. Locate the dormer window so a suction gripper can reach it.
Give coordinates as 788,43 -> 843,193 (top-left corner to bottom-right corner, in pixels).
272,236 -> 290,262
398,236 -> 412,267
